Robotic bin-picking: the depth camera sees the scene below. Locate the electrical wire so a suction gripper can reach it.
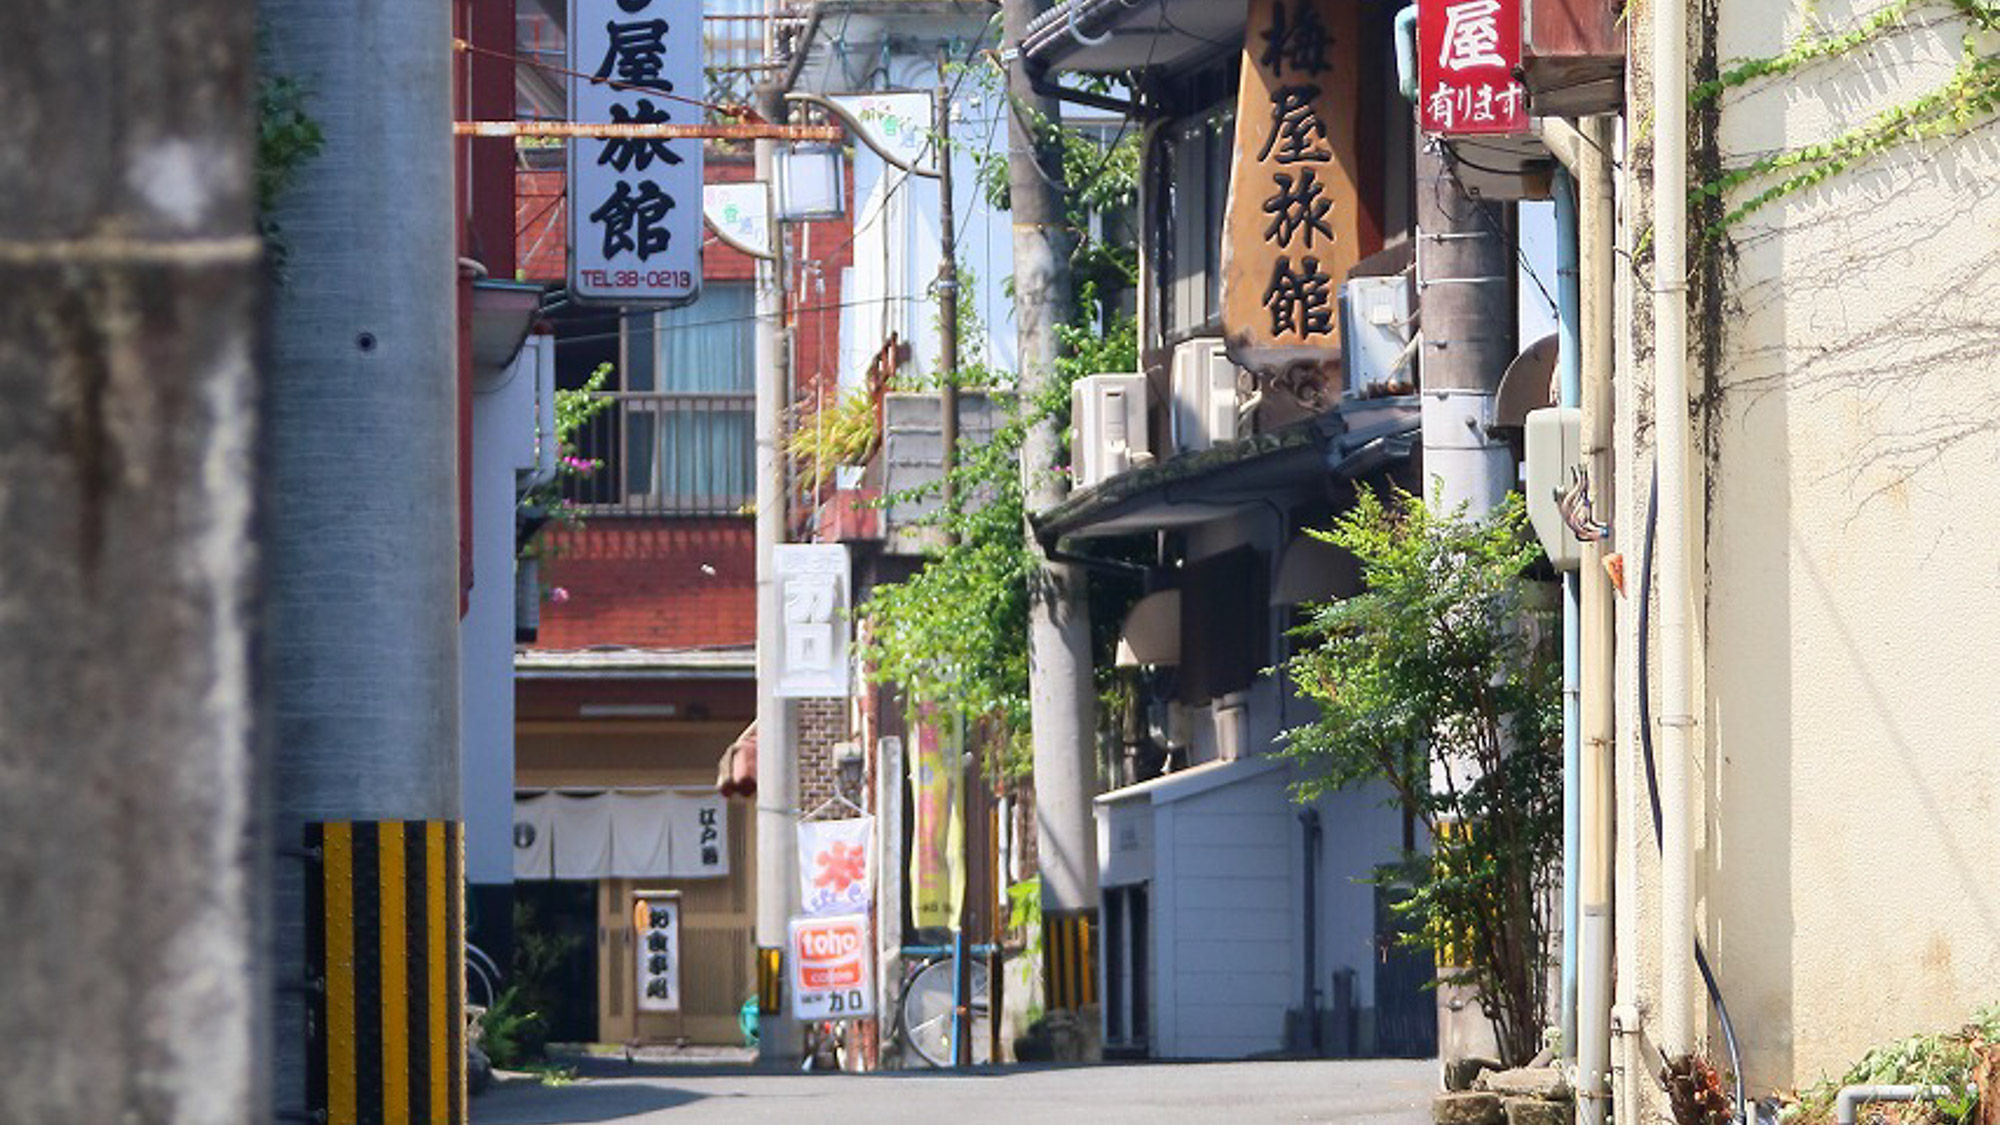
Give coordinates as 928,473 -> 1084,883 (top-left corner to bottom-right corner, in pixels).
547,293 -> 924,349
453,37 -> 752,119
1637,467 -> 1749,1121
1431,137 -> 1562,319
792,13 -> 1002,276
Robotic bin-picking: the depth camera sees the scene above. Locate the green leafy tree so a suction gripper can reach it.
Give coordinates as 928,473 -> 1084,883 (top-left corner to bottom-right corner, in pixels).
857,310 -> 1137,758
859,73 -> 1142,774
1278,488 -> 1560,1065
519,363 -> 615,601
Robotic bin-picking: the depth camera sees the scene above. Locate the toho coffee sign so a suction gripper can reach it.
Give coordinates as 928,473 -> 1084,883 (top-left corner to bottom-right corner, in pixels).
1417,0 -> 1528,135
788,913 -> 874,1020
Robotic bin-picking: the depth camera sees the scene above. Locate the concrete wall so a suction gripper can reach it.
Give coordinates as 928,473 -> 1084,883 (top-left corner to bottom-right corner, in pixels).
1617,0 -> 2000,1103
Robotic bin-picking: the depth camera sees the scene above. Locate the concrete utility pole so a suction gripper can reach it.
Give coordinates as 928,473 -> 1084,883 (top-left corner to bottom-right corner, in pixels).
1004,0 -> 1100,1014
752,80 -> 803,1064
1412,133 -> 1516,1066
931,69 -> 990,1066
264,0 -> 462,1108
0,4 -> 263,1122
1413,137 -> 1516,515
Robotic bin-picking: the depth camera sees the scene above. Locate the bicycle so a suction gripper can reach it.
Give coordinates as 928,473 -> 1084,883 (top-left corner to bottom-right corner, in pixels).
892,942 -> 998,1067
801,1017 -> 851,1072
464,941 -> 503,1011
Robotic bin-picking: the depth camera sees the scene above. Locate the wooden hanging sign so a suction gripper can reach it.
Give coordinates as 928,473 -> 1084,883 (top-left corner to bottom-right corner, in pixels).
1219,0 -> 1374,399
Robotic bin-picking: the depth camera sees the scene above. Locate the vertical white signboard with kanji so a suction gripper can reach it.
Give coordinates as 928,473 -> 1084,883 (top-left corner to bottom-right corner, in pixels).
633,891 -> 682,1012
774,544 -> 851,697
568,0 -> 703,304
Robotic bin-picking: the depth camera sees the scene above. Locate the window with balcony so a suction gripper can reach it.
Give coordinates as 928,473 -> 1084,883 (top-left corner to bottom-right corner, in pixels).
565,282 -> 756,516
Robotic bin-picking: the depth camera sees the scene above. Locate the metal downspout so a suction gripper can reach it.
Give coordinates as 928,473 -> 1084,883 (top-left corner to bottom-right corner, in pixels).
1555,167 -> 1582,1064
1575,113 -> 1618,1125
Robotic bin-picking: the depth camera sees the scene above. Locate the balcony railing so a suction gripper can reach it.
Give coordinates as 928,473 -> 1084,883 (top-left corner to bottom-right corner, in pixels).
563,391 -> 755,517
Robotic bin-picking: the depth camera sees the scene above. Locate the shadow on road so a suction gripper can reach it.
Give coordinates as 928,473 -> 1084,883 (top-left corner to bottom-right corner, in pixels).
475,1081 -> 708,1124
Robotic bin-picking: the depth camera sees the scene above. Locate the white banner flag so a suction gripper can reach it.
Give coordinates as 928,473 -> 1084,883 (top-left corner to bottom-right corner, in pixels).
798,816 -> 875,917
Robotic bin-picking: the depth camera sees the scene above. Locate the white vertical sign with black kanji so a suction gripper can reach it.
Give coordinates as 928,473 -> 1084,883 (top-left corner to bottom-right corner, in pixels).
665,791 -> 730,878
567,0 -> 703,304
632,891 -> 682,1012
774,544 -> 851,697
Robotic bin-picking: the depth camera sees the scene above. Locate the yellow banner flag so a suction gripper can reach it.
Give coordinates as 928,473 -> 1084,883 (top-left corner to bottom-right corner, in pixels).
908,712 -> 964,931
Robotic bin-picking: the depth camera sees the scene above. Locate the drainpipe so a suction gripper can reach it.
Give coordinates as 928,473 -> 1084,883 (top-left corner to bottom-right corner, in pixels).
1575,113 -> 1618,1125
1835,1087 -> 1965,1125
1652,0 -> 1698,1062
1301,808 -> 1323,1055
1554,167 -> 1582,1065
1393,5 -> 1419,103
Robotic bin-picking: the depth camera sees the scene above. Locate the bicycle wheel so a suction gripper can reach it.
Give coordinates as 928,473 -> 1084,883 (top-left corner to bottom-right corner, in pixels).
899,957 -> 990,1067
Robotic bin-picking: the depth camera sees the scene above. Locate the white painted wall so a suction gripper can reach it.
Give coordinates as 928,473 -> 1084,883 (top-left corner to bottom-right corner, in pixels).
1150,762 -> 1297,1057
461,336 -> 552,885
1313,780 -> 1403,1017
1616,0 -> 2000,1103
1096,758 -> 1406,1059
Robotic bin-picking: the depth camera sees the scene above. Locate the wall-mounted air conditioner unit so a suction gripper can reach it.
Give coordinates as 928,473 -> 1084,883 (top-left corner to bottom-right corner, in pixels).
1072,373 -> 1151,490
1170,337 -> 1250,453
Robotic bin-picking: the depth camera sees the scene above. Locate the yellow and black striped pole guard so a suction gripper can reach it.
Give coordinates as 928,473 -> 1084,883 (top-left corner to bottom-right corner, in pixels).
307,820 -> 466,1125
1044,909 -> 1098,1013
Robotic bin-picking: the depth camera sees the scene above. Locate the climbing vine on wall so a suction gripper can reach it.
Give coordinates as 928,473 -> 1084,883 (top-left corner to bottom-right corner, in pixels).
1690,0 -> 2000,236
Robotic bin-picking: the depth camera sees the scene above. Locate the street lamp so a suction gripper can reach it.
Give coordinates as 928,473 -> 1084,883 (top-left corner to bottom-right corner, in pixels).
834,741 -> 864,803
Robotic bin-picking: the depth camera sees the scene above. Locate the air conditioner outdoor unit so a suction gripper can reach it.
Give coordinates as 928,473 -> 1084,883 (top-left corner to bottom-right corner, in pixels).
1170,337 -> 1249,453
1071,373 -> 1150,490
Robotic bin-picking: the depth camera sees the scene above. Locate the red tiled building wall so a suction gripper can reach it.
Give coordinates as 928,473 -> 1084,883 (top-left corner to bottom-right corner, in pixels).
532,518 -> 756,649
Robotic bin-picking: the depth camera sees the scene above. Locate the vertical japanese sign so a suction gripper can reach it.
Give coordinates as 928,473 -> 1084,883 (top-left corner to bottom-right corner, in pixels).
1417,0 -> 1528,135
907,715 -> 963,931
568,0 -> 703,304
632,891 -> 682,1012
774,544 -> 851,697
666,792 -> 730,877
1220,0 -> 1372,378
789,914 -> 875,1020
798,816 -> 876,917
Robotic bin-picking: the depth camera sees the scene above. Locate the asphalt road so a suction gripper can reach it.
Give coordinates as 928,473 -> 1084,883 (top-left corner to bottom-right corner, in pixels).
472,1057 -> 1439,1125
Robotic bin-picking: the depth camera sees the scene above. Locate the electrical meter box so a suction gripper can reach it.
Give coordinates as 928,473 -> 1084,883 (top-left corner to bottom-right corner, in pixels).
1524,406 -> 1582,572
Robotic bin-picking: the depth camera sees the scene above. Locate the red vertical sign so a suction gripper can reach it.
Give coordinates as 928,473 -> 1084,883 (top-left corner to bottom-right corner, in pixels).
1417,0 -> 1528,136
